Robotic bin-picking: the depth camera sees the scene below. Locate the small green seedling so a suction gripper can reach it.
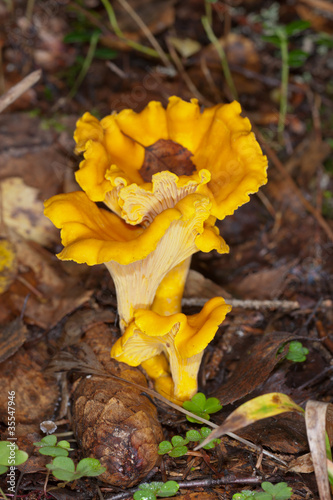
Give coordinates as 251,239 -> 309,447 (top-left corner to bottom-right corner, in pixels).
46,456 -> 106,482
158,435 -> 189,458
34,435 -> 73,457
0,441 -> 28,475
158,427 -> 220,457
233,492 -> 255,500
279,340 -> 309,363
183,392 -> 222,423
260,3 -> 311,139
133,480 -> 179,500
232,481 -> 293,500
186,427 -> 221,450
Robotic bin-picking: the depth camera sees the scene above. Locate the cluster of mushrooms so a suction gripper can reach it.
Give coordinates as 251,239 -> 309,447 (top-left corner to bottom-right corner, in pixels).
44,96 -> 268,403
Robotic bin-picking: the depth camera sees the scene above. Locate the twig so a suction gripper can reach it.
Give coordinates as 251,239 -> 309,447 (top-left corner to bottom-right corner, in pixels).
25,0 -> 35,21
101,0 -> 162,59
106,475 -> 279,499
200,54 -> 222,102
166,38 -> 212,106
0,45 -> 5,95
0,69 -> 41,113
116,0 -> 172,69
67,31 -> 99,100
253,124 -> 333,243
201,15 -> 238,100
182,297 -> 300,311
50,350 -> 287,466
106,60 -> 127,79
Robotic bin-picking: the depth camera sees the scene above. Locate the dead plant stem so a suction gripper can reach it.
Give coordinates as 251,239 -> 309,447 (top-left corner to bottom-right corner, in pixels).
166,38 -> 212,106
0,69 -> 41,113
201,15 -> 238,100
116,0 -> 172,69
101,0 -> 163,60
253,125 -> 333,243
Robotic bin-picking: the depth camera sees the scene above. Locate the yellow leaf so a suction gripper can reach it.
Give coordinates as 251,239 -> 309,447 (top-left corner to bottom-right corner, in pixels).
0,239 -> 17,294
195,392 -> 304,449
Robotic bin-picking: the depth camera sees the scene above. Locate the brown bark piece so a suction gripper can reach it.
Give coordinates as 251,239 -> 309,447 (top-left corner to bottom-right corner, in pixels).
71,324 -> 163,487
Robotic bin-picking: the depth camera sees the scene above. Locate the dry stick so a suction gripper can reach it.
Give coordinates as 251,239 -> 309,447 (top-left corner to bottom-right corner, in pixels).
183,297 -> 300,311
200,55 -> 222,102
107,476 -> 272,500
0,69 -> 42,113
166,38 -> 212,107
253,125 -> 333,243
116,0 -> 172,69
300,0 -> 333,13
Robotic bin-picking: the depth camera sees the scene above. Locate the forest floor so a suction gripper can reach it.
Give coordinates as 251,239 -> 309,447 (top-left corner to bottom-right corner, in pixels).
0,0 -> 332,499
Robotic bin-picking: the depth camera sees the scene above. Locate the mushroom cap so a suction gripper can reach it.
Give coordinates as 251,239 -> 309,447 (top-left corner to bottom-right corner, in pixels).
111,297 -> 232,401
74,97 -> 268,222
44,191 -> 227,267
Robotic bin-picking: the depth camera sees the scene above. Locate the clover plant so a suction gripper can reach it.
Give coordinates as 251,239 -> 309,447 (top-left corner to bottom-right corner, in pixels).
0,441 -> 28,475
133,480 -> 179,500
232,481 -> 293,500
183,392 -> 222,423
260,3 -> 311,139
158,427 -> 220,457
34,435 -> 73,457
46,456 -> 106,482
278,340 -> 309,363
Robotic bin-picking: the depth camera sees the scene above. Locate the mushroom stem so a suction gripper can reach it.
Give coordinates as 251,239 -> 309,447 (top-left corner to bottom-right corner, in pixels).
152,257 -> 192,316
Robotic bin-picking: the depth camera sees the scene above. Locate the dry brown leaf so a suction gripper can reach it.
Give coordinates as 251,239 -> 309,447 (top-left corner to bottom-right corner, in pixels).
0,342 -> 59,428
0,317 -> 28,363
229,262 -> 293,300
0,113 -> 74,199
7,237 -> 93,329
184,269 -> 232,300
1,177 -> 58,246
289,452 -> 314,473
168,36 -> 201,58
305,400 -> 333,500
212,331 -> 296,406
196,393 -> 303,450
141,139 -> 196,181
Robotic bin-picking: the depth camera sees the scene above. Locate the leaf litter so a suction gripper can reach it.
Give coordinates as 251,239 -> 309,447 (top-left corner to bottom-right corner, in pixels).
0,1 -> 332,499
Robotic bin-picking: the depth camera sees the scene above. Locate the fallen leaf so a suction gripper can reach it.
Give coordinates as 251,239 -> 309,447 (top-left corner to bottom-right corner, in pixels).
196,392 -> 304,450
141,139 -> 196,181
6,237 -> 93,329
0,317 -> 28,363
0,113 -> 75,199
238,412 -> 308,454
1,177 -> 58,246
169,36 -> 202,57
0,238 -> 17,294
184,269 -> 232,300
305,400 -> 333,500
212,331 -> 296,406
289,452 -> 314,473
229,262 -> 294,300
0,342 -> 59,428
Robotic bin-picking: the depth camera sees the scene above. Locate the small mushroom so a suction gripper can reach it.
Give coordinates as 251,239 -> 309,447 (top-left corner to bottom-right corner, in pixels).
44,192 -> 228,331
111,297 -> 232,401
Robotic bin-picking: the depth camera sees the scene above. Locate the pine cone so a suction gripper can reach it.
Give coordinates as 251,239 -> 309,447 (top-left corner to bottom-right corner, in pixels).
71,322 -> 163,487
